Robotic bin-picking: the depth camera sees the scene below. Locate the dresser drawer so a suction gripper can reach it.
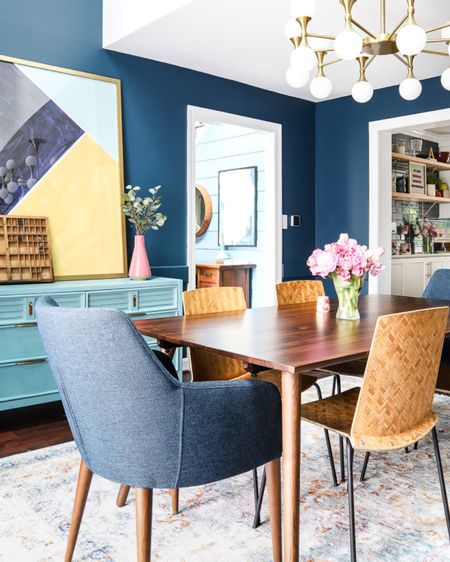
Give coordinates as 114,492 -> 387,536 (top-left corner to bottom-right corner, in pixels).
0,292 -> 84,325
198,269 -> 219,285
0,359 -> 58,411
0,324 -> 45,364
136,285 -> 178,312
86,289 -> 133,311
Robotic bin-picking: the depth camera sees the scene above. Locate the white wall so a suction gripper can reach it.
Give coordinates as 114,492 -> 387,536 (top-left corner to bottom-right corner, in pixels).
195,122 -> 271,307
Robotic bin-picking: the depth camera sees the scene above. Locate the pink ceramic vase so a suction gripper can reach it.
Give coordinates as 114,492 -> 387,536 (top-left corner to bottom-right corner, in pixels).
129,234 -> 151,280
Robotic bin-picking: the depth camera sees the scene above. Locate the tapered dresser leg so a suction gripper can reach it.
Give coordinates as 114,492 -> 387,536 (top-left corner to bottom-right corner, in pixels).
136,488 -> 153,562
266,458 -> 282,562
65,459 -> 93,562
282,370 -> 301,562
116,484 -> 131,507
169,488 -> 179,515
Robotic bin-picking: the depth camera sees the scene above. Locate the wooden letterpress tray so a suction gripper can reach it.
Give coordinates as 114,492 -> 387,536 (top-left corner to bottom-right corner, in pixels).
0,216 -> 54,283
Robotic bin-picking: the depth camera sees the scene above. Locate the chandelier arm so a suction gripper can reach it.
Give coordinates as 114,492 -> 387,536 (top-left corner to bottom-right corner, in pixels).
364,55 -> 376,70
350,18 -> 377,40
393,53 -> 408,67
426,38 -> 449,44
307,33 -> 336,40
426,23 -> 450,34
387,15 -> 408,40
322,58 -> 342,68
380,0 -> 386,35
422,49 -> 449,57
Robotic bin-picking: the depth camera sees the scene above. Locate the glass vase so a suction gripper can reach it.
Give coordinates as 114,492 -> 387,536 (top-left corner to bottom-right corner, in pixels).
423,236 -> 433,254
333,275 -> 363,321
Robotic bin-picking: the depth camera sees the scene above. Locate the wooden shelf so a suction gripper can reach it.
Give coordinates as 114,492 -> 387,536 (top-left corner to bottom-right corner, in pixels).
392,152 -> 450,171
392,192 -> 450,204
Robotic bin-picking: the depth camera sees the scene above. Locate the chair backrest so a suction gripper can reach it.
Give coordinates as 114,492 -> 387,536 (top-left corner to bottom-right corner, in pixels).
36,296 -> 182,488
423,269 -> 450,300
182,287 -> 247,381
351,307 -> 449,451
276,280 -> 325,305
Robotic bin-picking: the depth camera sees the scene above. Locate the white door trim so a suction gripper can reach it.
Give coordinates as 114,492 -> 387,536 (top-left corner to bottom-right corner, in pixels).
186,105 -> 283,295
369,108 -> 450,295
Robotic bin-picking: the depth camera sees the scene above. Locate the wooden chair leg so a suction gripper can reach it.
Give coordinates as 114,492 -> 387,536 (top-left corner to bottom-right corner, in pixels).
169,488 -> 179,515
116,484 -> 131,507
65,459 -> 93,562
266,457 -> 282,562
136,488 -> 153,562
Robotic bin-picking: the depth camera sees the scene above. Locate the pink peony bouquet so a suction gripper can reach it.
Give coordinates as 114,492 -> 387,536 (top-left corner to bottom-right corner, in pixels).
307,233 -> 385,283
421,221 -> 440,239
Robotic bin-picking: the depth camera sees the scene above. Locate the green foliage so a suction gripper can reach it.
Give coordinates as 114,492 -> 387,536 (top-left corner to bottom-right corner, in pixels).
122,185 -> 167,235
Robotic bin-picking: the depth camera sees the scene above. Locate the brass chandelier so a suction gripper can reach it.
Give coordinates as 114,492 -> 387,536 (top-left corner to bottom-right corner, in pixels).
285,0 -> 450,102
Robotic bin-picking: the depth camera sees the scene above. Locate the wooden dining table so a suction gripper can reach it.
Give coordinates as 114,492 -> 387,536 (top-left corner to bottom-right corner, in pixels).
135,294 -> 450,562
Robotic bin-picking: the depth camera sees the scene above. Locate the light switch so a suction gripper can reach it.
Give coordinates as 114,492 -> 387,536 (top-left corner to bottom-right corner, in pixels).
290,215 -> 301,227
282,215 -> 288,229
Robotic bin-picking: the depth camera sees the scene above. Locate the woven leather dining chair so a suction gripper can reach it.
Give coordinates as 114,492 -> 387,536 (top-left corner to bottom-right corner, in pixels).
301,307 -> 450,562
325,268 -> 450,479
36,296 -> 282,562
183,286 -> 339,530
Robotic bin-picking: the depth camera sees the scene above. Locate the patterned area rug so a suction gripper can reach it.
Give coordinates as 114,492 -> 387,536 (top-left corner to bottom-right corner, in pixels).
1,377 -> 450,562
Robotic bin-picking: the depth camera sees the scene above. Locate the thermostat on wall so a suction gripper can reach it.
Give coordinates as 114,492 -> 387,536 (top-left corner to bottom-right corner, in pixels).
290,215 -> 301,227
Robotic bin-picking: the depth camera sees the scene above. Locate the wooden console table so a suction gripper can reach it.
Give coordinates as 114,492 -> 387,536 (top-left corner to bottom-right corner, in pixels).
196,263 -> 256,306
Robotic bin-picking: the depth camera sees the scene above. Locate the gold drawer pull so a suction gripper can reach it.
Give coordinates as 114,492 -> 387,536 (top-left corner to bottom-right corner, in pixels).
203,272 -> 213,277
132,294 -> 137,308
16,358 -> 47,366
15,322 -> 38,328
28,301 -> 34,316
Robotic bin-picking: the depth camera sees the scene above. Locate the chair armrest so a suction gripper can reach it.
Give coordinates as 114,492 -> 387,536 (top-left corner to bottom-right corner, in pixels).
176,379 -> 281,487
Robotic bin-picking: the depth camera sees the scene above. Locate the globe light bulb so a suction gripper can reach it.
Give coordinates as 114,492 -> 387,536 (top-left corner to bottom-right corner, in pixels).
0,186 -> 7,199
448,43 -> 450,57
399,77 -> 422,100
284,19 -> 301,39
290,45 -> 317,72
310,76 -> 332,99
440,25 -> 450,40
396,24 -> 426,55
290,0 -> 316,19
4,193 -> 14,205
351,80 -> 374,103
334,30 -> 362,61
441,68 -> 450,91
285,66 -> 310,88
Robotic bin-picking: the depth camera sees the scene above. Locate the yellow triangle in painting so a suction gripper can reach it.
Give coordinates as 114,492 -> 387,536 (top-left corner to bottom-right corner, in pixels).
12,134 -> 126,278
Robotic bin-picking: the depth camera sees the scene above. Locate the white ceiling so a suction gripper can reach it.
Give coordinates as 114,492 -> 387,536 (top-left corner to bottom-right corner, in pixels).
103,0 -> 450,102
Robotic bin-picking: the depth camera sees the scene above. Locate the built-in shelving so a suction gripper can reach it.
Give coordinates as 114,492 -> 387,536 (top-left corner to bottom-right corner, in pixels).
392,192 -> 450,204
392,152 -> 450,172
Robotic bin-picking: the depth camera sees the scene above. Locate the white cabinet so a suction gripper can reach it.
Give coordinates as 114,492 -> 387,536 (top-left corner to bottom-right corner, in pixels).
391,256 -> 450,297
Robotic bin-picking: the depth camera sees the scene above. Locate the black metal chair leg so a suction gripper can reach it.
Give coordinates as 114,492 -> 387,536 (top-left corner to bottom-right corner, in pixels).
346,439 -> 357,562
360,452 -> 370,482
334,376 -> 345,483
332,375 -> 337,396
432,427 -> 450,541
413,441 -> 419,450
313,383 -> 338,487
252,467 -> 259,515
405,447 -> 409,454
252,467 -> 267,529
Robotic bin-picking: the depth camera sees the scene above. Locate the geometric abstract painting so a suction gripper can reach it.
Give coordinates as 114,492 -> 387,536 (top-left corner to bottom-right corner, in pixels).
0,55 -> 126,279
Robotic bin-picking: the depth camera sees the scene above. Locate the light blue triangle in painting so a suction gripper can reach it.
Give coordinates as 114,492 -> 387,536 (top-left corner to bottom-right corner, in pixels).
17,64 -> 119,161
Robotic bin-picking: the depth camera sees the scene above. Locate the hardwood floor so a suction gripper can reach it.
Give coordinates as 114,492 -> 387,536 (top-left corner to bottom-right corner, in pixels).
0,402 -> 73,458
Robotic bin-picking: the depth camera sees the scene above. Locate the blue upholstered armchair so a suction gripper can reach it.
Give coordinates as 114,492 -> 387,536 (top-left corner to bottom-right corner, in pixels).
423,269 -> 450,365
36,296 -> 282,562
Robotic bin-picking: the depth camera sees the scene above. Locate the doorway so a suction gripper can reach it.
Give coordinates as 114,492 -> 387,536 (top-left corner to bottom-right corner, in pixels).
369,108 -> 450,295
187,107 -> 282,307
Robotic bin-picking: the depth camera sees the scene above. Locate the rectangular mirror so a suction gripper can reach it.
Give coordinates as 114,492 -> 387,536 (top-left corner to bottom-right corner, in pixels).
218,166 -> 257,247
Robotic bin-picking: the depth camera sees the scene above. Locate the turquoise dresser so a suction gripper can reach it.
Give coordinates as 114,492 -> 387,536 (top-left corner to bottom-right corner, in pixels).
0,277 -> 183,411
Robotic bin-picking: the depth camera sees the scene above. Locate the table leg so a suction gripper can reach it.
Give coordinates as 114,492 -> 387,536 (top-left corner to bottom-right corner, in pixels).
281,370 -> 301,562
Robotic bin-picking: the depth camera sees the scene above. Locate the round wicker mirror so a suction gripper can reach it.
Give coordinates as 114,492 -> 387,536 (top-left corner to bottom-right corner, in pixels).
195,184 -> 212,237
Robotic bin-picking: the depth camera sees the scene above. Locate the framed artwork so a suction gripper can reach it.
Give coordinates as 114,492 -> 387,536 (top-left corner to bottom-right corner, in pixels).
409,162 -> 426,195
218,166 -> 257,247
0,55 -> 126,280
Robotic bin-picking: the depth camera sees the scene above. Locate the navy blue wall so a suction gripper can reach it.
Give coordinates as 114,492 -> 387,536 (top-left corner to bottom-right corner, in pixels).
315,78 -> 450,249
0,0 -> 316,281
